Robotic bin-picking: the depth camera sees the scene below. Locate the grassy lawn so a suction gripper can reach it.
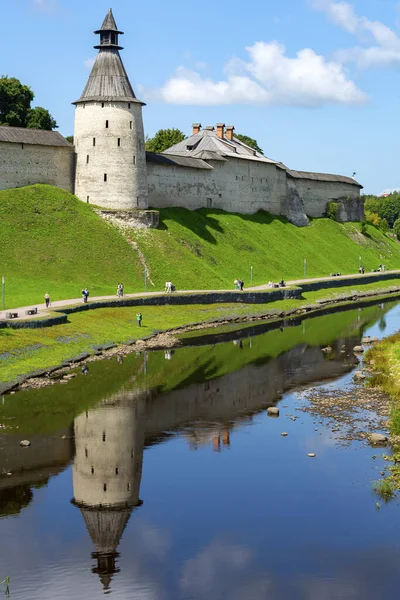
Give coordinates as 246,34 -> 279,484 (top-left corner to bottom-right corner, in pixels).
2,185 -> 400,309
1,280 -> 400,383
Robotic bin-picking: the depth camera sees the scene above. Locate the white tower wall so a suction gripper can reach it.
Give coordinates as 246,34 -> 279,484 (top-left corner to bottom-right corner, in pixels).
74,101 -> 147,209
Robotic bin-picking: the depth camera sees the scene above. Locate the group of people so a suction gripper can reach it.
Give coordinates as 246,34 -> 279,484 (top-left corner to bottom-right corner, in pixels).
164,281 -> 175,293
234,279 -> 244,291
267,279 -> 286,288
81,288 -> 90,303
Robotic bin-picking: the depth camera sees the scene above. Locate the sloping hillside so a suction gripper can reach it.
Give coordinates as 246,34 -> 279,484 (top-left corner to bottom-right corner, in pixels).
131,207 -> 400,290
0,185 -> 144,307
1,185 -> 400,308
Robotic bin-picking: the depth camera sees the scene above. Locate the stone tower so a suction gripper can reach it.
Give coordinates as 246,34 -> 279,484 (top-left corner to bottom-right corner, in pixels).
73,8 -> 148,209
72,394 -> 146,591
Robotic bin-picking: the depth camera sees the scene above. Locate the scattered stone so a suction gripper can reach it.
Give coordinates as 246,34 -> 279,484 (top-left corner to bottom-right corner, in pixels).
267,407 -> 279,417
281,432 -> 288,436
308,453 -> 316,457
362,337 -> 372,344
19,440 -> 31,447
353,346 -> 364,353
353,371 -> 367,382
7,472 -> 12,476
60,380 -> 69,384
63,373 -> 77,380
369,433 -> 388,445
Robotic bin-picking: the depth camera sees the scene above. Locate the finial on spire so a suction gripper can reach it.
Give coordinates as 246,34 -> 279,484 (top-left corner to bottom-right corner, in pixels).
94,8 -> 123,50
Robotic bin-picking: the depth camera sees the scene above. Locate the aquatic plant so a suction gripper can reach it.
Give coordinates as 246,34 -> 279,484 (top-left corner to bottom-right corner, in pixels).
373,478 -> 396,502
0,576 -> 10,596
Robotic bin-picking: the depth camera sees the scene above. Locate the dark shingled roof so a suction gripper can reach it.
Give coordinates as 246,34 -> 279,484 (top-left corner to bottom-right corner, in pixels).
146,151 -> 213,170
95,8 -> 123,34
287,169 -> 363,188
73,49 -> 141,104
0,126 -> 71,147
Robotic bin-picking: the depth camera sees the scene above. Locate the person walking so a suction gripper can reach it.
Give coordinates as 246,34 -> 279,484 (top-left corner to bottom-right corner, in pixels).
136,312 -> 142,327
82,288 -> 89,303
44,292 -> 50,308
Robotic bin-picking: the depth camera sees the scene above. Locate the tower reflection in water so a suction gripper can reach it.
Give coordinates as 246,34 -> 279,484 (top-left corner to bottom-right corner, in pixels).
71,396 -> 146,592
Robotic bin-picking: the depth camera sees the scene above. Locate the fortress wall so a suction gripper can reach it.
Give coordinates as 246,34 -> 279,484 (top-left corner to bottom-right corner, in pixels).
293,178 -> 361,218
147,157 -> 282,214
0,141 -> 74,192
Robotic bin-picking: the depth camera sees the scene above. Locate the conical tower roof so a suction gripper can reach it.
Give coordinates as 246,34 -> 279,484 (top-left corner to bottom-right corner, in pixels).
95,8 -> 123,34
73,9 -> 144,105
80,506 -> 132,555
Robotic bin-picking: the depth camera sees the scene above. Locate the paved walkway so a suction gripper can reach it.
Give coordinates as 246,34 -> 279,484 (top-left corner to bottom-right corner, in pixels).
1,270 -> 399,322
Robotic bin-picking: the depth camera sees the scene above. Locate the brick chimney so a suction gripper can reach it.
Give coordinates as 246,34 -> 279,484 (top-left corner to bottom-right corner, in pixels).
216,123 -> 225,139
192,123 -> 201,135
226,125 -> 235,141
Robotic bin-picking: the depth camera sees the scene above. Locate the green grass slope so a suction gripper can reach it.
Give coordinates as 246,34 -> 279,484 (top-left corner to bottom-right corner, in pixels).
2,185 -> 400,308
132,208 -> 400,290
0,185 -> 144,307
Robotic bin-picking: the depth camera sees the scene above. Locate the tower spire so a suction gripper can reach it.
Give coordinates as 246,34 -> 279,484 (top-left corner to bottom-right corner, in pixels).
94,8 -> 123,50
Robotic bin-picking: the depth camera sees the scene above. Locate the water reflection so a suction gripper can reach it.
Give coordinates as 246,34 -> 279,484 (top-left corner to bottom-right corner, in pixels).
71,398 -> 146,591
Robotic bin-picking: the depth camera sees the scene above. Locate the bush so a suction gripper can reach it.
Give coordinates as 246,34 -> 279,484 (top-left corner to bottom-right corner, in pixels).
394,218 -> 400,240
380,218 -> 389,233
326,201 -> 339,221
361,220 -> 367,235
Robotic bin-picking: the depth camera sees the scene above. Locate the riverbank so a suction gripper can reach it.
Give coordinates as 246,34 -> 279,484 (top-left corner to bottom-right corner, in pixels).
364,332 -> 400,498
2,280 -> 400,394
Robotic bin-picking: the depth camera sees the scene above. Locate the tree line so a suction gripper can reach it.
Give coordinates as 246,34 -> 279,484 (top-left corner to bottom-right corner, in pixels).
145,128 -> 263,154
363,193 -> 400,239
0,76 -> 57,130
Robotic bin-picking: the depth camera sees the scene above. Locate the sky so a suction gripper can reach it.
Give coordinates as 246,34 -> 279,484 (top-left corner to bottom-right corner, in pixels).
3,0 -> 400,194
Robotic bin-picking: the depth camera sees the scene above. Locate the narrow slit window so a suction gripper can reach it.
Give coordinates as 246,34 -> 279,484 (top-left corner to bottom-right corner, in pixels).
93,138 -> 96,147
130,121 -> 132,129
127,483 -> 130,492
104,173 -> 107,182
91,466 -> 94,474
115,467 -> 119,475
102,431 -> 106,441
128,103 -> 131,108
133,155 -> 136,165
101,102 -> 105,108
85,448 -> 88,458
105,120 -> 109,128
86,155 -> 89,164
103,483 -> 107,492
21,143 -> 24,149
117,138 -> 121,147
86,197 -> 90,203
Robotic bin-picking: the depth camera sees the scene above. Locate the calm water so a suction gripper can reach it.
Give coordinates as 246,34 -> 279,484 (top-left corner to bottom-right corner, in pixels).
1,301 -> 400,599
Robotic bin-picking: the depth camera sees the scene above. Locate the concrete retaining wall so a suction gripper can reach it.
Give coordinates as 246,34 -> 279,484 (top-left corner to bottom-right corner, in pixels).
300,272 -> 400,292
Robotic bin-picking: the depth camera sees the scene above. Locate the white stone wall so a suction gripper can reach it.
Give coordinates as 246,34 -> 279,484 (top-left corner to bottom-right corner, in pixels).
293,178 -> 360,218
0,141 -> 74,192
74,101 -> 148,209
147,157 -> 282,214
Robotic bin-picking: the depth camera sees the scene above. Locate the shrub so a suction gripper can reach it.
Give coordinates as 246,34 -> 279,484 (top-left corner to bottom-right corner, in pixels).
360,220 -> 367,235
380,218 -> 389,234
326,201 -> 339,221
394,218 -> 400,240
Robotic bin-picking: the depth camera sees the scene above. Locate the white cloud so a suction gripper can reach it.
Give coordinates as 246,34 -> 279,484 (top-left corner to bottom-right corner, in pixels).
144,41 -> 366,107
311,0 -> 400,68
31,0 -> 61,12
83,57 -> 96,70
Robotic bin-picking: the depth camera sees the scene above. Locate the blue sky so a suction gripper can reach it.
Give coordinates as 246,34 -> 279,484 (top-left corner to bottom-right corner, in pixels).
4,0 -> 400,194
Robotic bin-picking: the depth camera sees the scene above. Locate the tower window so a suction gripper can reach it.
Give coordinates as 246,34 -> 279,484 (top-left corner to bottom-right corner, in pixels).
128,103 -> 131,108
101,102 -> 105,108
130,121 -> 132,129
104,173 -> 107,182
206,198 -> 212,208
131,449 -> 134,458
117,138 -> 121,147
105,120 -> 109,128
21,143 -> 24,149
82,104 -> 85,109
133,155 -> 136,165
85,448 -> 88,458
115,468 -> 119,475
86,196 -> 90,203
91,466 -> 94,474
103,483 -> 107,492
93,138 -> 96,147
102,431 -> 106,441
127,483 -> 130,492
86,155 -> 89,164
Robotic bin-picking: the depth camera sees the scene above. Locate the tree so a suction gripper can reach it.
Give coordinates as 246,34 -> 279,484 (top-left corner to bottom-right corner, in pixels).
235,133 -> 264,155
0,75 -> 57,129
65,135 -> 74,144
379,218 -> 389,233
145,128 -> 185,153
393,217 -> 400,240
26,106 -> 57,131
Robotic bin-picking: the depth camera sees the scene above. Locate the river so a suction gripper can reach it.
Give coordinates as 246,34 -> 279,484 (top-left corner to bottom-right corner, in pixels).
1,300 -> 400,599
